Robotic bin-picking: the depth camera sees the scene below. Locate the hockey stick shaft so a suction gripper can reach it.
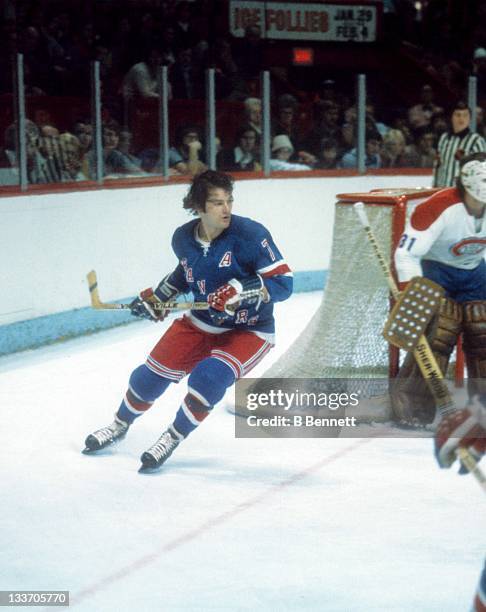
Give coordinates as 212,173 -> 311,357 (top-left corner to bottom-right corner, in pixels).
353,203 -> 486,490
354,203 -> 452,406
86,270 -> 209,311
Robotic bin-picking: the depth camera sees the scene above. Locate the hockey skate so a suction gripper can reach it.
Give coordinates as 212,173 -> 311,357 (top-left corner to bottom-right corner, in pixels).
139,427 -> 181,472
83,416 -> 129,453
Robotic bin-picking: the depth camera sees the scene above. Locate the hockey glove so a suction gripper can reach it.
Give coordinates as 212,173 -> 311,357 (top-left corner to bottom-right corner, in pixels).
129,275 -> 179,322
208,275 -> 267,316
434,399 -> 486,469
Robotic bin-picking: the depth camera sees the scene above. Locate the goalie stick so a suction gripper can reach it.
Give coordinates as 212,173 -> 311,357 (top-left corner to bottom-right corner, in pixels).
86,270 -> 210,311
354,202 -> 486,491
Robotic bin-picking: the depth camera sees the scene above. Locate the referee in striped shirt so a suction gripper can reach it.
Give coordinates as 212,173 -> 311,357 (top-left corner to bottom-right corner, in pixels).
433,100 -> 486,187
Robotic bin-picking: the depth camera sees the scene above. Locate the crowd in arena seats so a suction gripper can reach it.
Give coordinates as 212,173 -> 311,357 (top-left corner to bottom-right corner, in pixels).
3,83 -> 486,183
1,0 -> 486,184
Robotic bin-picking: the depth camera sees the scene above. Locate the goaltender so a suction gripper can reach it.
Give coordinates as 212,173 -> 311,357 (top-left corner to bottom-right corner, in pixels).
393,152 -> 486,424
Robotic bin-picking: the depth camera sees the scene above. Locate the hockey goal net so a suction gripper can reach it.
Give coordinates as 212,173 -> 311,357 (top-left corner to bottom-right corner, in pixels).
262,188 -> 446,391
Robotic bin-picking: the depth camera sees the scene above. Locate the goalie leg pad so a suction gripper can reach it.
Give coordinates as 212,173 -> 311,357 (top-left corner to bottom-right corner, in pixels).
462,301 -> 486,402
391,297 -> 462,423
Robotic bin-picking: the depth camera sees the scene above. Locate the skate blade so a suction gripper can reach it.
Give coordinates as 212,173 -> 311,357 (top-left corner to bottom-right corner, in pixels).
138,463 -> 163,474
82,444 -> 117,455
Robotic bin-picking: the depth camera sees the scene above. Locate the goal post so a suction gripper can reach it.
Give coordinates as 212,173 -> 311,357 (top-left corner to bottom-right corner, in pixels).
233,187 -> 462,424
264,188 -> 440,382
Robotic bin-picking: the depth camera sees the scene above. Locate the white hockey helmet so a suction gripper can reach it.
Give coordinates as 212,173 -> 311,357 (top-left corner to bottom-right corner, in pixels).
459,154 -> 486,201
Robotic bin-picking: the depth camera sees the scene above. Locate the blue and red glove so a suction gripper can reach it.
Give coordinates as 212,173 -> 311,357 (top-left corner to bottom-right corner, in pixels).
129,275 -> 179,322
208,275 -> 267,315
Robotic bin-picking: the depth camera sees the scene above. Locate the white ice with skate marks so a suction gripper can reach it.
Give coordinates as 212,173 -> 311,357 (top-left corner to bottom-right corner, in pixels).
0,292 -> 483,611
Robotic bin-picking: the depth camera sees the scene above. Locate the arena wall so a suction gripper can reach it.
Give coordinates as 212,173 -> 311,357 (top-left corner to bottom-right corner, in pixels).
0,173 -> 431,354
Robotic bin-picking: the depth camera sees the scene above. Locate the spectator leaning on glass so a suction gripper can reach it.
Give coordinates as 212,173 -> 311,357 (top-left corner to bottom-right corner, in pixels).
217,125 -> 261,172
433,100 -> 486,187
269,135 -> 312,171
407,84 -> 443,133
169,124 -> 208,177
338,129 -> 382,169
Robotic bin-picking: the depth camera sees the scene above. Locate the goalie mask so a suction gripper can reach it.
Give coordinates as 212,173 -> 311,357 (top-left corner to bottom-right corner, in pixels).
460,158 -> 486,202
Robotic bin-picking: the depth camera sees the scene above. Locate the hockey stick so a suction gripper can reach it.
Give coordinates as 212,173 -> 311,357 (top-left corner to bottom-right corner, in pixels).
86,270 -> 210,311
354,202 -> 486,490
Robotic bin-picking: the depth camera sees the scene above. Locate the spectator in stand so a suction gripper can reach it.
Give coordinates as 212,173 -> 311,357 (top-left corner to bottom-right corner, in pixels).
243,98 -> 262,137
84,120 -> 145,178
4,120 -> 59,184
38,124 -> 64,181
117,130 -> 142,169
73,121 -> 93,157
272,94 -> 298,137
343,102 -> 388,137
380,129 -> 411,168
339,129 -> 382,169
217,125 -> 261,172
313,138 -> 340,169
171,46 -> 203,99
272,94 -> 315,165
390,115 -> 414,145
307,100 -> 342,154
430,112 -> 448,141
407,84 -> 443,133
364,101 -> 389,137
171,1 -> 199,51
58,133 -> 86,181
269,135 -> 312,171
122,45 -> 172,101
207,37 -> 246,100
158,24 -> 178,68
340,121 -> 355,155
169,124 -> 207,176
403,129 -> 437,168
19,26 -> 51,94
314,79 -> 341,105
433,100 -> 486,187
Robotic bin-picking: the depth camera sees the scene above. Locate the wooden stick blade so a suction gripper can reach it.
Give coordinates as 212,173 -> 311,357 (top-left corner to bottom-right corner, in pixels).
86,270 -> 208,311
86,270 -> 128,310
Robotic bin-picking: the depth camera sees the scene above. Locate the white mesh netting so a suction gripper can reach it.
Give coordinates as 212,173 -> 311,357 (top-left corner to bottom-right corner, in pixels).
266,202 -> 393,379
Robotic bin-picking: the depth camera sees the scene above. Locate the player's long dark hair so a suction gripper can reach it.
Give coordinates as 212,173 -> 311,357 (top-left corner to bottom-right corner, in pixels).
183,170 -> 234,214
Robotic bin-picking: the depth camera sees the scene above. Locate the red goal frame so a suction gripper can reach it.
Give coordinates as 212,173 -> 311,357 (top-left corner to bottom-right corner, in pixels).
336,188 -> 465,383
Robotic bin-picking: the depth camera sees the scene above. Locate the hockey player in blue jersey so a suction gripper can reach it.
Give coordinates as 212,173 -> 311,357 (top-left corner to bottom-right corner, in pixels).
84,170 -> 293,471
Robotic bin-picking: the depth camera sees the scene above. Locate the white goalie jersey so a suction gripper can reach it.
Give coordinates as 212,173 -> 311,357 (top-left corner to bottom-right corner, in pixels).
395,187 -> 486,283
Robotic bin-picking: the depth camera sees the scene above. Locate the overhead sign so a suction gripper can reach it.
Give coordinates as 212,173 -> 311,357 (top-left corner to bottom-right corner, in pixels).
229,1 -> 379,42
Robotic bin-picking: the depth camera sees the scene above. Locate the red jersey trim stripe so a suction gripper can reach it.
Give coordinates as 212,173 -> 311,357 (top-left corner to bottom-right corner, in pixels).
411,187 -> 461,231
259,263 -> 292,278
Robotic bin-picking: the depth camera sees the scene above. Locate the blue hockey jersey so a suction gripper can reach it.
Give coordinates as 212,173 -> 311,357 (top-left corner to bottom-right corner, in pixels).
165,214 -> 293,335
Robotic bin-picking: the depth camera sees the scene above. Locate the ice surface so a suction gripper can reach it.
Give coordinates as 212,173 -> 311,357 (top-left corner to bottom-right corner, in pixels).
0,293 -> 483,611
